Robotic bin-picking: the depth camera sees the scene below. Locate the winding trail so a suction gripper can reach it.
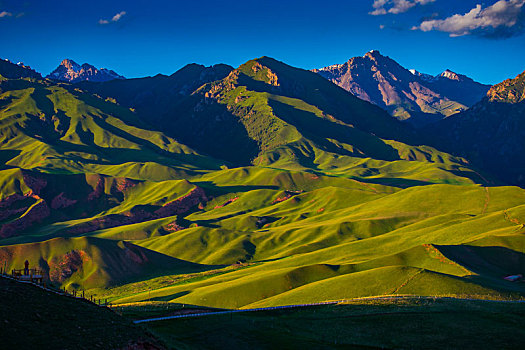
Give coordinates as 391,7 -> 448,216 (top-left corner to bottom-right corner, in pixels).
503,210 -> 525,230
390,269 -> 423,294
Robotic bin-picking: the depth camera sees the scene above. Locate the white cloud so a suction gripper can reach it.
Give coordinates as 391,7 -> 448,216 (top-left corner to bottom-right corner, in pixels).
413,0 -> 525,37
99,11 -> 126,25
369,0 -> 435,16
0,11 -> 12,18
112,11 -> 126,22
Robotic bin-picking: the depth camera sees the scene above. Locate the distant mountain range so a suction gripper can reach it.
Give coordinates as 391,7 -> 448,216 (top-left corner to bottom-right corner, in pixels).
46,59 -> 125,83
313,50 -> 491,126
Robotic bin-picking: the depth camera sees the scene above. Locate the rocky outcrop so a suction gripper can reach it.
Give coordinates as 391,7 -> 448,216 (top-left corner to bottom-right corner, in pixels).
0,199 -> 51,238
87,176 -> 105,201
214,196 -> 239,209
0,172 -> 52,238
154,187 -> 207,217
51,192 -> 77,209
68,186 -> 207,235
0,172 -> 144,238
251,62 -> 280,86
0,194 -> 33,221
49,250 -> 89,283
22,172 -> 47,196
115,177 -> 138,193
486,70 -> 525,104
163,221 -> 185,232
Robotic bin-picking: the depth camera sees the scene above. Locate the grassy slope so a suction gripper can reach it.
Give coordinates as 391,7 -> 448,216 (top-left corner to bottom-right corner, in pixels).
0,78 -> 222,180
0,237 -> 214,289
0,277 -> 162,349
0,169 -> 206,245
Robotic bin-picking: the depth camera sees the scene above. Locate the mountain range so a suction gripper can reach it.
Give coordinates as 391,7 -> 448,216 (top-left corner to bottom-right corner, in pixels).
313,50 -> 490,126
47,59 -> 125,83
0,54 -> 524,312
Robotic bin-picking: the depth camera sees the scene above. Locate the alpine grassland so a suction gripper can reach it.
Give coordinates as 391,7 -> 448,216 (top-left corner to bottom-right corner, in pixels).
1,57 -> 525,349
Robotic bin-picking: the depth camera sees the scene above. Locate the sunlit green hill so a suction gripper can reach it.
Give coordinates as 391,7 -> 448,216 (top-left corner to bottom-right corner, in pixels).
0,76 -> 222,179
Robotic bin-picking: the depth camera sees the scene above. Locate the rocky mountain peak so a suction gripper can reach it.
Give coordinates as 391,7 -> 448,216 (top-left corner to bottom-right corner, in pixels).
59,59 -> 81,72
409,69 -> 435,81
440,69 -> 461,81
364,50 -> 382,59
313,51 -> 491,126
47,59 -> 125,83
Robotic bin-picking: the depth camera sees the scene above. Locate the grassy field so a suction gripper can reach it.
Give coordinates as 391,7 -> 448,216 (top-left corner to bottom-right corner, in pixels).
133,298 -> 525,349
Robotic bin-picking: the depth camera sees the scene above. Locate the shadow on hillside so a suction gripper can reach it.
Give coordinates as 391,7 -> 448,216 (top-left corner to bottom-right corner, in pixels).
195,181 -> 279,196
436,245 -> 525,280
448,169 -> 500,187
161,94 -> 260,166
29,87 -> 223,172
0,150 -> 21,168
147,291 -> 191,302
350,176 -> 433,189
268,99 -> 400,162
192,211 -> 248,228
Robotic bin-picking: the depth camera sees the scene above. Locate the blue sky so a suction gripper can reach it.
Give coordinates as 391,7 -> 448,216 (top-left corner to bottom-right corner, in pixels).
0,0 -> 524,84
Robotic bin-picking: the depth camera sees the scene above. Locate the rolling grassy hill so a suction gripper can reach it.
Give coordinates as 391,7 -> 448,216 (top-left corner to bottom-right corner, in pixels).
0,75 -> 222,179
102,182 -> 525,308
0,57 -> 524,314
